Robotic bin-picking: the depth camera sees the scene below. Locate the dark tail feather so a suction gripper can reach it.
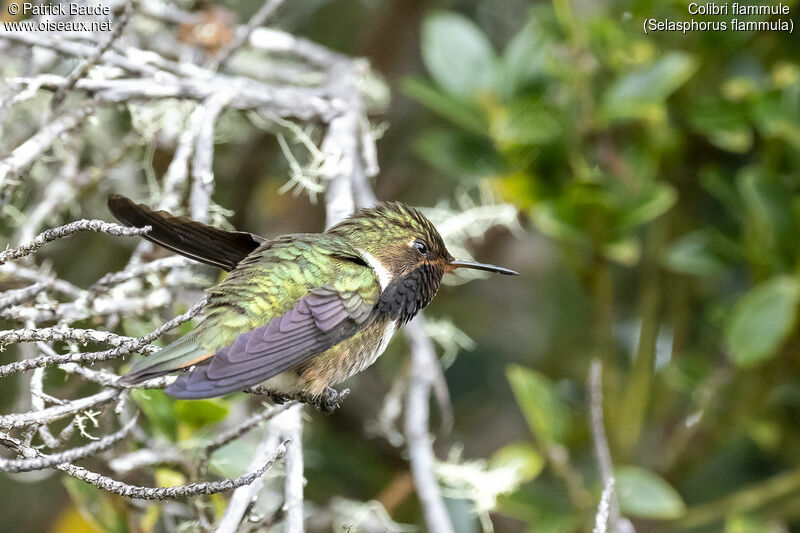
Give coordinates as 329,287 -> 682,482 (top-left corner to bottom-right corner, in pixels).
107,194 -> 264,271
120,337 -> 211,385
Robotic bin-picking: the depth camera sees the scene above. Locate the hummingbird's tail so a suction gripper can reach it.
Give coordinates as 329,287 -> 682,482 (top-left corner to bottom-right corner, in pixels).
107,194 -> 264,272
120,337 -> 212,385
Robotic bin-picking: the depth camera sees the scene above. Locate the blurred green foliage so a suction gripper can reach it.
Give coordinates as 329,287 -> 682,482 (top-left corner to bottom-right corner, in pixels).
409,1 -> 800,531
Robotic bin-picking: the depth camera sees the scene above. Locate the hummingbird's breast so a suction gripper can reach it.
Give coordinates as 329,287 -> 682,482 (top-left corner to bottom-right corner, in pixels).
294,314 -> 397,396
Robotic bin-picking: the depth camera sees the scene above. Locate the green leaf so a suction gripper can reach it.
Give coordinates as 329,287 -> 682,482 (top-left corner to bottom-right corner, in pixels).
63,477 -> 129,533
616,465 -> 686,520
725,514 -> 784,533
490,442 -> 546,483
530,201 -> 587,247
725,276 -> 800,367
155,467 -> 187,488
737,169 -> 798,263
210,439 -> 256,478
404,78 -> 488,135
751,93 -> 800,149
618,182 -> 677,230
489,98 -> 561,148
506,365 -> 568,445
689,99 -> 753,153
421,11 -> 498,99
501,20 -> 548,94
131,389 -> 176,440
413,128 -> 505,180
601,52 -> 698,121
664,231 -> 729,277
601,235 -> 640,267
175,398 -> 229,428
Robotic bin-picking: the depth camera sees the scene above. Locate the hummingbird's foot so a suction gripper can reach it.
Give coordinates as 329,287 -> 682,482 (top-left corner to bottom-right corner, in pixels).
245,385 -> 349,413
314,387 -> 350,414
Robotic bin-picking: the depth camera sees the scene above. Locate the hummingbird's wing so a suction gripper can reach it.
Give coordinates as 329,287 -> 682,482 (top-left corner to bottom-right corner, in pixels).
164,284 -> 377,398
108,194 -> 264,271
121,235 -> 381,399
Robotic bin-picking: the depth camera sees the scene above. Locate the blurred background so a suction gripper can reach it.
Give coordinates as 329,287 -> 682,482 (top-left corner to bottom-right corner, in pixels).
2,0 -> 800,531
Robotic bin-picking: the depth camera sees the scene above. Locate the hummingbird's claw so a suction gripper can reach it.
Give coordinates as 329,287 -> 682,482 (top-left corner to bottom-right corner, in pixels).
314,387 -> 350,414
245,386 -> 349,413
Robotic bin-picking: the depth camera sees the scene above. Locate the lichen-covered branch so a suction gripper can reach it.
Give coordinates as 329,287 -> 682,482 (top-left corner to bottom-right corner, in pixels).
0,298 -> 206,377
0,219 -> 150,265
404,318 -> 455,533
589,360 -> 618,530
0,388 -> 120,430
0,431 -> 287,500
0,102 -> 97,196
0,416 -> 136,473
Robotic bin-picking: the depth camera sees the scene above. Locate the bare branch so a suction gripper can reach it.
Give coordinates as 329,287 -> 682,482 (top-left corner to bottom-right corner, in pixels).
0,263 -> 83,298
1,432 -> 287,500
215,431 -> 283,533
0,32 -> 159,76
1,287 -> 172,323
109,446 -> 191,476
0,102 -> 97,191
403,317 -> 455,533
50,0 -> 134,109
281,407 -> 305,533
191,91 -> 234,221
205,403 -> 294,455
91,256 -> 191,290
593,477 -> 615,533
209,0 -> 286,71
7,76 -> 338,120
248,28 -> 349,67
0,219 -> 150,265
0,327 -> 145,350
0,416 -> 136,473
0,297 -> 206,377
0,388 -> 120,430
0,282 -> 48,311
589,359 -> 619,530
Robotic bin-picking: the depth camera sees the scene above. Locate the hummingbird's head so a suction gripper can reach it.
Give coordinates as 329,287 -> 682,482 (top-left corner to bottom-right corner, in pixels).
329,203 -> 517,322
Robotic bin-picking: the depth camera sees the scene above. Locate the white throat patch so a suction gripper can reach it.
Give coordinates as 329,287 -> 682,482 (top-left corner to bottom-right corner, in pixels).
358,249 -> 392,290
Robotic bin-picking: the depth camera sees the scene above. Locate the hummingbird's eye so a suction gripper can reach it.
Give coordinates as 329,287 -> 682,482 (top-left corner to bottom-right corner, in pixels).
413,240 -> 429,257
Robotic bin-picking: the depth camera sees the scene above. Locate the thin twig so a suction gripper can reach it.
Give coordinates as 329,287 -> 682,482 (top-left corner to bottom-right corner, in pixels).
0,388 -> 120,430
0,297 -> 206,377
50,0 -> 134,109
7,76 -> 336,121
209,0 -> 286,71
0,219 -> 150,265
215,431 -> 284,533
281,406 -> 305,533
403,317 -> 455,533
205,403 -> 294,455
0,282 -> 49,311
593,477 -> 615,533
589,359 -> 619,529
0,263 -> 83,298
1,432 -> 287,500
0,416 -> 137,473
0,102 -> 97,190
0,327 -> 145,350
91,256 -> 191,290
191,91 -> 234,221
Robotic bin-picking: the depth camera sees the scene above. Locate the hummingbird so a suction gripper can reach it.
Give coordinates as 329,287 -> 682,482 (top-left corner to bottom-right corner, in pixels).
109,194 -> 517,411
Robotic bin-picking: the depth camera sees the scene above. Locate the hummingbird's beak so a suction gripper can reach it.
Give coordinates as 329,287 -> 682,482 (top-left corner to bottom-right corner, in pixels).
448,259 -> 519,275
